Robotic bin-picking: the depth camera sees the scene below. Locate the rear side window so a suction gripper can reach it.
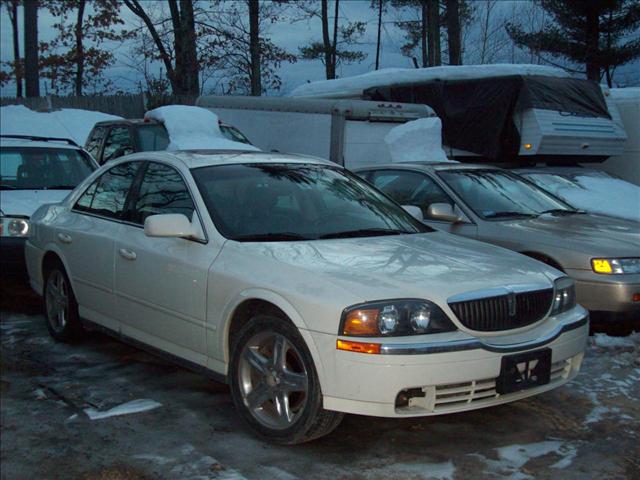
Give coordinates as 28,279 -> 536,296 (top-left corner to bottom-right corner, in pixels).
85,126 -> 107,159
102,126 -> 133,163
74,162 -> 140,219
131,162 -> 195,225
137,125 -> 170,151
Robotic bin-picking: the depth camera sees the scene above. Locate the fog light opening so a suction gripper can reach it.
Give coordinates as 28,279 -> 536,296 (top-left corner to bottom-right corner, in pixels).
395,388 -> 426,409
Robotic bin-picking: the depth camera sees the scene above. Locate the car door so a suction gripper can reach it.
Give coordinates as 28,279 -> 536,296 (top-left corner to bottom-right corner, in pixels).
60,161 -> 141,331
85,125 -> 108,161
101,126 -> 134,165
367,169 -> 478,237
114,161 -> 215,366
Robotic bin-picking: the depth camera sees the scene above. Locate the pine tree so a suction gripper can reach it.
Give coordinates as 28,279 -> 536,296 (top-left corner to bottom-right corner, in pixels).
506,0 -> 640,86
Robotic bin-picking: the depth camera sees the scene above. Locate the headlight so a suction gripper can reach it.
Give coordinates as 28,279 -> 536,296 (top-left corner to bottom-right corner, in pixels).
592,258 -> 640,274
551,277 -> 576,315
340,299 -> 456,337
0,217 -> 31,237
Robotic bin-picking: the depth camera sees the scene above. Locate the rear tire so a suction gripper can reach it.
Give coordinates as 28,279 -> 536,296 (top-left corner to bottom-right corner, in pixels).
229,315 -> 343,444
43,263 -> 82,342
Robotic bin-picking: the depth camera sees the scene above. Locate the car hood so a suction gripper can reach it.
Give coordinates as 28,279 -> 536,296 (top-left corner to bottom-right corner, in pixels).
0,190 -> 71,217
496,213 -> 640,257
221,231 -> 558,333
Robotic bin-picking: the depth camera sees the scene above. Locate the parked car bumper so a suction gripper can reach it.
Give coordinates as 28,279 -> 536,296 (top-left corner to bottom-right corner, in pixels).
309,307 -> 588,418
567,268 -> 640,315
0,237 -> 28,278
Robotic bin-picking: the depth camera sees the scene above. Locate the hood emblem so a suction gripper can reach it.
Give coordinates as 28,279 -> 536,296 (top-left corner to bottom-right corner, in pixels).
507,292 -> 517,317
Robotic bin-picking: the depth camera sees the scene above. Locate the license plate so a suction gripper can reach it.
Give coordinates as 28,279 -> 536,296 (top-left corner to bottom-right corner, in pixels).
496,348 -> 552,395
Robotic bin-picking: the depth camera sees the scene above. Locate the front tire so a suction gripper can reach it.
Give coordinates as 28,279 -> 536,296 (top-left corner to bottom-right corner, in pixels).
229,315 -> 343,444
43,263 -> 82,342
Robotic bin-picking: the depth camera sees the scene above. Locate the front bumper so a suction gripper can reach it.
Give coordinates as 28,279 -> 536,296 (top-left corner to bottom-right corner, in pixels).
0,237 -> 28,278
567,268 -> 640,314
309,308 -> 589,418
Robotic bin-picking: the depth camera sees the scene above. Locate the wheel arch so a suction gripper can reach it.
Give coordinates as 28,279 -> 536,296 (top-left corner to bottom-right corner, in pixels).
40,244 -> 76,291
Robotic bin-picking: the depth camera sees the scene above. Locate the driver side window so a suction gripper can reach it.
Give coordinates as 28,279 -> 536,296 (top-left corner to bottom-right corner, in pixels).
369,170 -> 455,220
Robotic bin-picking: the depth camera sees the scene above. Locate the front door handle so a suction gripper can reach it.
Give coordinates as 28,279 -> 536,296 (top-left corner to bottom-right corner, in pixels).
118,248 -> 137,261
57,233 -> 72,244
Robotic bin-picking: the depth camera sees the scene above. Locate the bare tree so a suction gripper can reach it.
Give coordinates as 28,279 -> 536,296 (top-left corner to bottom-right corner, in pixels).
249,0 -> 261,95
124,0 -> 199,95
1,0 -> 22,96
24,0 -> 39,97
297,0 -> 366,79
445,0 -> 460,64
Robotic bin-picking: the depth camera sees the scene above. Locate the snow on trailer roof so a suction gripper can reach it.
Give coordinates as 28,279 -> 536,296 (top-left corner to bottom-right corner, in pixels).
196,95 -> 435,120
289,64 -> 570,99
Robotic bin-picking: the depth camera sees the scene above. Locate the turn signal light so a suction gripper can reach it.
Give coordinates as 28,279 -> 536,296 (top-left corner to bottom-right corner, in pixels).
592,259 -> 613,274
632,293 -> 640,302
343,308 -> 380,336
524,143 -> 533,150
337,340 -> 381,354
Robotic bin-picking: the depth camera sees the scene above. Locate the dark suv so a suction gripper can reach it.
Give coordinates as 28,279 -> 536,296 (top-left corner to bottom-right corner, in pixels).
85,118 -> 253,165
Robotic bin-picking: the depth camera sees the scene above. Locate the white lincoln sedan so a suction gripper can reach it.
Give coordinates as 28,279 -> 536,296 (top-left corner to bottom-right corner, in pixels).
25,150 -> 588,444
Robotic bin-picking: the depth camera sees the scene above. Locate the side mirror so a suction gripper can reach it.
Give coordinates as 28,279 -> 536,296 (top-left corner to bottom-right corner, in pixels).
427,203 -> 460,223
402,205 -> 424,221
144,213 -> 204,240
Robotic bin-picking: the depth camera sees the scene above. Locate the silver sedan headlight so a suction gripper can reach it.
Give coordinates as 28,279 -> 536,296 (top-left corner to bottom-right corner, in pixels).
0,217 -> 31,237
551,277 -> 576,315
591,258 -> 640,275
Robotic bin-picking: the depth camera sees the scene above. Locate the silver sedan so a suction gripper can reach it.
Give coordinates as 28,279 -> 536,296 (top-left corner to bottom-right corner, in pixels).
356,163 -> 640,320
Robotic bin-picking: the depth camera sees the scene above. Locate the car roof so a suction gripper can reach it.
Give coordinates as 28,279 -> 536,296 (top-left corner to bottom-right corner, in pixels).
0,136 -> 81,150
93,118 -> 159,127
355,161 -> 502,173
115,150 -> 336,169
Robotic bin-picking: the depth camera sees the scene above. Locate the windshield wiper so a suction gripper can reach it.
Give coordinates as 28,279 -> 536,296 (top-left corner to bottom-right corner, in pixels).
0,184 -> 17,190
319,228 -> 412,239
231,232 -> 312,242
484,211 -> 537,219
44,185 -> 77,190
537,208 -> 585,216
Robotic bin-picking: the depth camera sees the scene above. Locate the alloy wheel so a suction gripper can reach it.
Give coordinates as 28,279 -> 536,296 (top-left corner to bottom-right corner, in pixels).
46,270 -> 69,333
238,331 -> 309,430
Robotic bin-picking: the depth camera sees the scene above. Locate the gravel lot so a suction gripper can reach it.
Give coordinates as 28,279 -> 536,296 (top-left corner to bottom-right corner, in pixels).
1,283 -> 639,480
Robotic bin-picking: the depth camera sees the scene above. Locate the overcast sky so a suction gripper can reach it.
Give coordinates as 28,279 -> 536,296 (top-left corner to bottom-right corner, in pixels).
1,0 -> 638,97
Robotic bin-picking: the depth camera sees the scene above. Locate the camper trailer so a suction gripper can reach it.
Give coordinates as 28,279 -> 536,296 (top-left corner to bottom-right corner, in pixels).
195,96 -> 436,170
289,65 -> 628,165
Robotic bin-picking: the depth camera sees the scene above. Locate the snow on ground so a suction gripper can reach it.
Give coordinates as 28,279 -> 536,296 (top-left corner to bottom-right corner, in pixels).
289,64 -> 569,98
609,87 -> 640,101
0,104 -> 121,145
385,117 -> 453,163
145,105 -> 259,152
592,332 -> 640,349
524,173 -> 640,222
84,399 -> 162,420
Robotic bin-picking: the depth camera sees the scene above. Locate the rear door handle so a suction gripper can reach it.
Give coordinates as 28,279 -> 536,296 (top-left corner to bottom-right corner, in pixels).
57,233 -> 72,244
118,248 -> 137,261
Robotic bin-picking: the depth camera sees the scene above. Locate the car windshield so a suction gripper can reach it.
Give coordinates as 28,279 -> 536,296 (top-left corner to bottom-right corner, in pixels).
192,163 -> 431,241
438,169 -> 573,219
0,147 -> 95,190
138,124 -> 170,151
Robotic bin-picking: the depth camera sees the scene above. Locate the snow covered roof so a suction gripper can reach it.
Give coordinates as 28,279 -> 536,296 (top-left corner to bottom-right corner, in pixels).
144,105 -> 260,152
0,105 -> 122,145
289,64 -> 570,99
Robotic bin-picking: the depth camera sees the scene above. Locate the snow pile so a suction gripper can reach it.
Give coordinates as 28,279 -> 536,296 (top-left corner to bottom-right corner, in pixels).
384,117 -> 453,163
609,87 -> 640,101
0,104 -> 121,145
290,64 -> 569,98
145,105 -> 259,152
592,332 -> 640,350
84,398 -> 162,420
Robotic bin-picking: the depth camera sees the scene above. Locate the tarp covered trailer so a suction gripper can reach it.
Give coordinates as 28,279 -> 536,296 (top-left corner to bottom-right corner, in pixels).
196,96 -> 436,169
289,67 -> 627,165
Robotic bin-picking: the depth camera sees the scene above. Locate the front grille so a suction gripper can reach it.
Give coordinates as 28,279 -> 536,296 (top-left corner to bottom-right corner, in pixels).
449,288 -> 553,332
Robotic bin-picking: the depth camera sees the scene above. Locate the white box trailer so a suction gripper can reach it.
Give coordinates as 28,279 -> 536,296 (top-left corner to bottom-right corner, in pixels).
195,96 -> 436,169
289,65 -> 628,164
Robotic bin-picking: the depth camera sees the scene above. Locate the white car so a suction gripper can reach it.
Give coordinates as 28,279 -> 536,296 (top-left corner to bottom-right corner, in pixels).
25,150 -> 588,443
1,135 -> 97,278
